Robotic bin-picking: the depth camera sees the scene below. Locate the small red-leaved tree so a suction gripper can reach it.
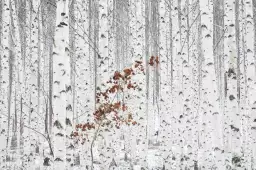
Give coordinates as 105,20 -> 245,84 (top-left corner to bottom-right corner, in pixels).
72,56 -> 159,169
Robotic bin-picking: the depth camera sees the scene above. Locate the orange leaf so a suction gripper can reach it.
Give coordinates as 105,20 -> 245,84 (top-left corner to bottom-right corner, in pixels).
123,68 -> 132,76
113,102 -> 121,109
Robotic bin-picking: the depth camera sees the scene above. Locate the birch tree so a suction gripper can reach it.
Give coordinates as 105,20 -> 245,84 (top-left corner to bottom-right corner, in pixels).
0,0 -> 256,169
52,0 -> 73,169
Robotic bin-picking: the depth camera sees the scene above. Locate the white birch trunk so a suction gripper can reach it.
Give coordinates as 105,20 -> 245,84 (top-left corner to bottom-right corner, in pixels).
52,0 -> 71,169
0,1 -> 256,169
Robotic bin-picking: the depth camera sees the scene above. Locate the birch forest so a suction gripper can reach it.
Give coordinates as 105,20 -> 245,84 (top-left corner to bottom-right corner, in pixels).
1,0 -> 256,169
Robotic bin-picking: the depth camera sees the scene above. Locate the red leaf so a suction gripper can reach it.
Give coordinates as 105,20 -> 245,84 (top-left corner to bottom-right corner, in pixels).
123,68 -> 133,76
122,104 -> 127,111
149,56 -> 155,66
155,56 -> 159,65
113,71 -> 123,80
113,102 -> 121,109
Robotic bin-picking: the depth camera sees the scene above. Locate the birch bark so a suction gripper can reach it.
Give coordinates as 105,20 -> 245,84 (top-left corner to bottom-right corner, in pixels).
52,0 -> 71,169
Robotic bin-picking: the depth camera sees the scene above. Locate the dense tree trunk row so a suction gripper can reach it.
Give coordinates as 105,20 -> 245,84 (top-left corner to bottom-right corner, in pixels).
0,0 -> 256,169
